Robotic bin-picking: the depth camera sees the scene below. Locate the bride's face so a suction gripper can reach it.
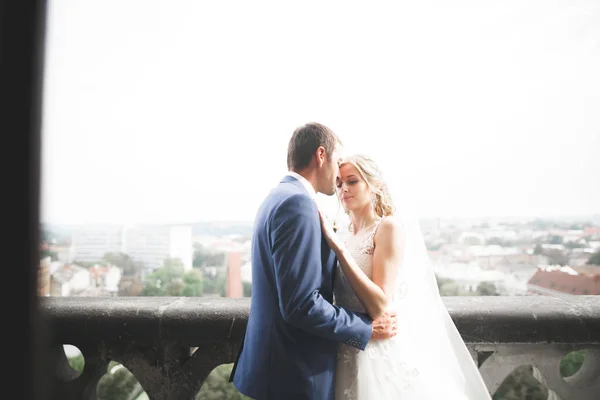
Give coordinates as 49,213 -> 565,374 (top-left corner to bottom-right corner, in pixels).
336,163 -> 372,212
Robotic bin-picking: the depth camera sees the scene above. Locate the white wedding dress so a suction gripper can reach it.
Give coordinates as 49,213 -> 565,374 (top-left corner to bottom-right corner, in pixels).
333,217 -> 492,400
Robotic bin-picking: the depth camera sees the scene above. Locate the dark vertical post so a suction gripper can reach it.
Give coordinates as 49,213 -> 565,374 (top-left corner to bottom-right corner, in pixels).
1,1 -> 49,398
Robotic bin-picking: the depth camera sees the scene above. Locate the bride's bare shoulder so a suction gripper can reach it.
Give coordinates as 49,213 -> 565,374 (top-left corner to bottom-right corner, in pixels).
375,216 -> 405,242
379,216 -> 403,231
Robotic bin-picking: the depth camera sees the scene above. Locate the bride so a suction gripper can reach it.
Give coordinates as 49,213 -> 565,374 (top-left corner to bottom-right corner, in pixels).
318,154 -> 492,399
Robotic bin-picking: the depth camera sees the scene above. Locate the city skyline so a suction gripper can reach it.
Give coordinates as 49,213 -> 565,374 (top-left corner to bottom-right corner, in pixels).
41,212 -> 600,231
41,1 -> 600,225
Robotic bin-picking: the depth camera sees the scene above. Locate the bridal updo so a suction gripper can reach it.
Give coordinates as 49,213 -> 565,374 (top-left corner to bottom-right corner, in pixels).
340,154 -> 395,218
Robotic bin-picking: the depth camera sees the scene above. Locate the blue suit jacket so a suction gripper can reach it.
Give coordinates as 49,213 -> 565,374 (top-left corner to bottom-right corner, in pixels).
231,175 -> 372,400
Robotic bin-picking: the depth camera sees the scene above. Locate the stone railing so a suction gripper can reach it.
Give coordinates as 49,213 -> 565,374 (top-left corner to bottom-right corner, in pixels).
40,296 -> 600,400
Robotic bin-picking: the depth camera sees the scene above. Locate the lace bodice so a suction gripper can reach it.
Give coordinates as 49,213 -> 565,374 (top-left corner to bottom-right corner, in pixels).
333,219 -> 381,313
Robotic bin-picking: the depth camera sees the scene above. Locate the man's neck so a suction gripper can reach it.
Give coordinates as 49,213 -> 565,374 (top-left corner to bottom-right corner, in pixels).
290,168 -> 319,193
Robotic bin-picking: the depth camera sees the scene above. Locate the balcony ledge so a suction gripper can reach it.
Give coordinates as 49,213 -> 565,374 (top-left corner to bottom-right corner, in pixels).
40,296 -> 600,400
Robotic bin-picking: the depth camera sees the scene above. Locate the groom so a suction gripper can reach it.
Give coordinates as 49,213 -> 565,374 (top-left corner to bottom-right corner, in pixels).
230,122 -> 398,399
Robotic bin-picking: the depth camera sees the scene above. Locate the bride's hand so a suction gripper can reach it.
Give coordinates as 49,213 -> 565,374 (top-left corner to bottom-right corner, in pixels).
317,209 -> 341,252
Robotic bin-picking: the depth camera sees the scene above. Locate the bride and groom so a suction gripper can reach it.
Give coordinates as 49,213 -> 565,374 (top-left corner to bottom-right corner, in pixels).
230,122 -> 491,399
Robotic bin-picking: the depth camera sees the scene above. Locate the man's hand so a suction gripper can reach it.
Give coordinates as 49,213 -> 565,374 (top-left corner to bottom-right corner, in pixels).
371,310 -> 398,340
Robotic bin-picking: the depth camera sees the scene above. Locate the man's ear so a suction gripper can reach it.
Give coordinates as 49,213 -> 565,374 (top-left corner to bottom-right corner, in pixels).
315,146 -> 326,168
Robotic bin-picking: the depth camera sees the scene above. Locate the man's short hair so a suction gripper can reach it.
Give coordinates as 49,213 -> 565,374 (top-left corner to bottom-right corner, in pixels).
287,122 -> 341,171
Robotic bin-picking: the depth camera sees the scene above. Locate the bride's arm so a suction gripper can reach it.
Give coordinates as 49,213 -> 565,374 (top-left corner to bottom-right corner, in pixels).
320,213 -> 405,320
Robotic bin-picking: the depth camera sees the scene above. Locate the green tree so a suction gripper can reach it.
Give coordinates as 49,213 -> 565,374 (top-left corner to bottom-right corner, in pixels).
493,352 -> 584,399
476,282 -> 499,296
141,258 -> 203,297
66,355 -> 145,400
193,244 -> 226,267
67,352 -> 84,374
182,269 -> 204,297
435,276 -> 499,297
587,250 -> 600,266
547,235 -> 563,245
436,275 -> 470,296
118,275 -> 143,296
439,281 -> 464,296
102,252 -> 138,276
564,241 -> 585,249
203,273 -> 226,296
196,364 -> 251,400
544,249 -> 568,266
141,258 -> 185,296
67,353 -> 143,400
96,362 -> 143,400
560,350 -> 584,377
435,275 -> 453,290
40,249 -> 58,261
493,365 -> 547,400
243,281 -> 252,297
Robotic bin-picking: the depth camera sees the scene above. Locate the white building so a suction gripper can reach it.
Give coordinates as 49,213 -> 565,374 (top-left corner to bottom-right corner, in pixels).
71,224 -> 193,276
503,267 -> 539,295
104,265 -> 122,295
241,261 -> 252,283
467,245 -> 520,268
125,225 -> 193,274
71,225 -> 126,263
433,261 -> 506,293
589,241 -> 600,250
50,264 -> 91,296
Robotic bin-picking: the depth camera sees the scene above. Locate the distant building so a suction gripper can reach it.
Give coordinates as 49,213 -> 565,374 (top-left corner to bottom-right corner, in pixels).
125,225 -> 193,275
89,264 -> 122,296
226,252 -> 243,298
495,253 -> 549,270
48,244 -> 75,264
468,245 -> 520,269
38,257 -> 51,296
71,225 -> 126,263
527,266 -> 600,296
206,238 -> 250,254
572,265 -> 600,277
583,227 -> 600,238
71,224 -> 193,277
50,264 -> 91,297
241,261 -> 252,284
433,262 -> 506,293
505,266 -> 539,295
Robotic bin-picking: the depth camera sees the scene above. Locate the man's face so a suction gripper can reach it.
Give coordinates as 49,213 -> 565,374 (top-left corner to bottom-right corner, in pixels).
321,145 -> 343,196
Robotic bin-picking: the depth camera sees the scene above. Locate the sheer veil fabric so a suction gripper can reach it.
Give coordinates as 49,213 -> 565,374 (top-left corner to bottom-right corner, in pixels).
331,195 -> 492,399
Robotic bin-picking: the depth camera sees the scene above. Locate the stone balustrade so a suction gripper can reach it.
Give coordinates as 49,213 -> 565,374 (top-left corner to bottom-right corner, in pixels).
40,296 -> 600,400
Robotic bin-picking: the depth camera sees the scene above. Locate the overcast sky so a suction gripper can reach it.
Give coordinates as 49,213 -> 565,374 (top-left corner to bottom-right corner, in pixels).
41,0 -> 600,225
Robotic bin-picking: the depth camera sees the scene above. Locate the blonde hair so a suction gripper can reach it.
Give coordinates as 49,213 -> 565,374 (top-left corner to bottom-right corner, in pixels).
339,154 -> 395,225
